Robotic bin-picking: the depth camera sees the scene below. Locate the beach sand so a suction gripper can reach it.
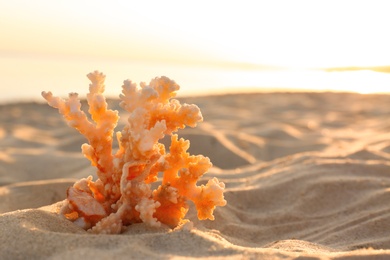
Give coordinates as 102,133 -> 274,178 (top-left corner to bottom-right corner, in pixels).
2,92 -> 390,259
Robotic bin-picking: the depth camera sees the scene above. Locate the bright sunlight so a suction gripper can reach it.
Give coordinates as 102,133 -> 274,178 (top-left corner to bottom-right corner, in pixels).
0,0 -> 389,101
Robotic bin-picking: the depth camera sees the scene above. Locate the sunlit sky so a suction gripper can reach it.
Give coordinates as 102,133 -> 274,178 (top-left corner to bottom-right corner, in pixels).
1,0 -> 390,101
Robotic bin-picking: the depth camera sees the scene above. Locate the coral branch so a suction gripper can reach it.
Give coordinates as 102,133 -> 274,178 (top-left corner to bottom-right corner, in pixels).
43,71 -> 226,234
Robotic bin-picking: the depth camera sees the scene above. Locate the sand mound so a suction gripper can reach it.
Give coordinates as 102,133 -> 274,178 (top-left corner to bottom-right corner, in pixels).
2,93 -> 390,259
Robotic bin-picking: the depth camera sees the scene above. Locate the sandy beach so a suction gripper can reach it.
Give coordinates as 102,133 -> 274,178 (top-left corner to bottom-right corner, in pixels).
2,92 -> 390,259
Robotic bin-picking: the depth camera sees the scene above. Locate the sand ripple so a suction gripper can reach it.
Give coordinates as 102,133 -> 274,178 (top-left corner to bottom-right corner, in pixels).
2,93 -> 390,259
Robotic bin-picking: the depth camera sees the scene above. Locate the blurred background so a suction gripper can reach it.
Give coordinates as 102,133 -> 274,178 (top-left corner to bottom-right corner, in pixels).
1,0 -> 390,102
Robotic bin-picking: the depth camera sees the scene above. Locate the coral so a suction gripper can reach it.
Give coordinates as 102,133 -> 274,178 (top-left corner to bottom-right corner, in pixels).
42,71 -> 226,234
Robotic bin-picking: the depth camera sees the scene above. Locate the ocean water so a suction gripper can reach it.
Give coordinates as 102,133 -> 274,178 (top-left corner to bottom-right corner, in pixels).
1,56 -> 390,103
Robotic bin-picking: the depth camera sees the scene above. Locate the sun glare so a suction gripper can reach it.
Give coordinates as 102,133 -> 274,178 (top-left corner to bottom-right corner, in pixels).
0,0 -> 390,101
124,1 -> 390,69
3,1 -> 390,68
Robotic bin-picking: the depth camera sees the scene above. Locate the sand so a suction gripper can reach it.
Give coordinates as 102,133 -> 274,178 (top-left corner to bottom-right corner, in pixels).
2,92 -> 390,259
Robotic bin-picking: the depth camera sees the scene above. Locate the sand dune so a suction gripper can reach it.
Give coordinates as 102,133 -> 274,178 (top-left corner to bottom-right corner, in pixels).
2,93 -> 390,259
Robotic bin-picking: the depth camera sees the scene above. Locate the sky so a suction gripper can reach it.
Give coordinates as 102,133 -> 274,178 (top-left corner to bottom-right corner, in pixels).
1,0 -> 390,101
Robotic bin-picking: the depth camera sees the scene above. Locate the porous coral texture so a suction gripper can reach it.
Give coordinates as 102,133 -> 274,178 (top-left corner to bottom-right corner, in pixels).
42,71 -> 226,234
